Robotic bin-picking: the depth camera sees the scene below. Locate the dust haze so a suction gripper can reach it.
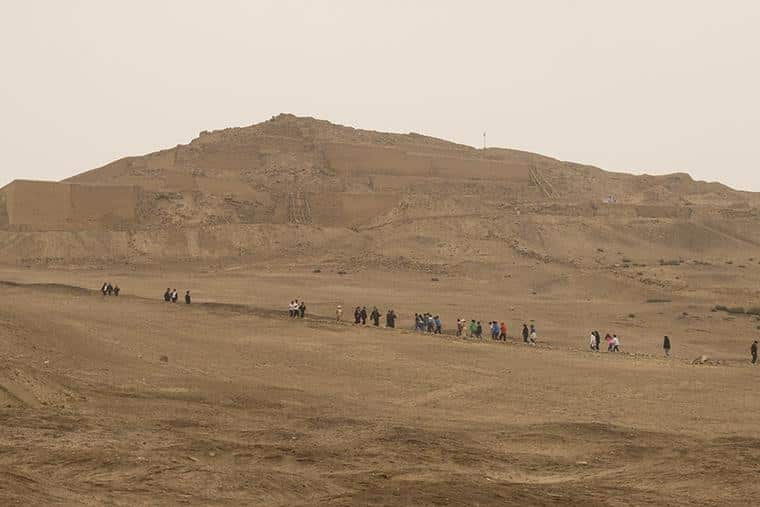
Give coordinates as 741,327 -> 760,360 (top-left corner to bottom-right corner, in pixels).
1,1 -> 759,190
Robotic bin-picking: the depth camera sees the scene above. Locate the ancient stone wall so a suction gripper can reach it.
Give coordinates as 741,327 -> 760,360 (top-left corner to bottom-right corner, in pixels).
0,191 -> 8,228
1,180 -> 139,231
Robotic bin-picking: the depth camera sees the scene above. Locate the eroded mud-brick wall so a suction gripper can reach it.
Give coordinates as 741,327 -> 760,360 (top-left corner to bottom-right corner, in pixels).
321,142 -> 532,181
1,180 -> 139,230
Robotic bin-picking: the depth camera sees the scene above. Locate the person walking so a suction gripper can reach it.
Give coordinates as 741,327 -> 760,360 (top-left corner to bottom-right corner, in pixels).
385,309 -> 396,328
499,322 -> 507,341
360,306 -> 368,325
522,324 -> 529,343
185,290 -> 191,304
752,340 -> 758,364
371,307 -> 380,326
490,321 -> 499,340
594,331 -> 601,351
589,332 -> 597,351
336,305 -> 343,322
663,335 -> 671,357
612,334 -> 620,352
605,334 -> 614,352
164,288 -> 171,302
299,301 -> 306,318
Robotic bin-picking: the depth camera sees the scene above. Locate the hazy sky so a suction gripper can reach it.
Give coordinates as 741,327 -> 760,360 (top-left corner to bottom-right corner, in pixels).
1,1 -> 759,190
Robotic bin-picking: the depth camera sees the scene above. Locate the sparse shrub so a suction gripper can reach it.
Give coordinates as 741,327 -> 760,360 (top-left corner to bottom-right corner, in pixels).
622,258 -> 632,263
746,307 -> 760,316
313,267 -> 321,273
727,307 -> 745,314
713,305 -> 728,312
628,313 -> 636,318
646,298 -> 671,303
659,259 -> 681,266
337,270 -> 347,275
431,277 -> 440,282
726,260 -> 734,265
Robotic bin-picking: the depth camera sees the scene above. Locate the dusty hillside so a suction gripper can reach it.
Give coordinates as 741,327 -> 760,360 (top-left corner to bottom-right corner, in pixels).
0,113 -> 758,273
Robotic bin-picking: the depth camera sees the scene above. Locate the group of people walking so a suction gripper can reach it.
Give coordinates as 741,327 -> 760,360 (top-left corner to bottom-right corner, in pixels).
288,300 -> 306,318
283,302 -> 760,365
348,306 -> 397,328
415,313 -> 442,334
164,288 -> 191,304
100,282 -> 120,296
452,320 -> 537,345
588,331 -> 621,352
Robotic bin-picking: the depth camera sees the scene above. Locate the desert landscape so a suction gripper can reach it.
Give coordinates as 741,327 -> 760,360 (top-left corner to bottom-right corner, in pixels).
1,114 -> 760,505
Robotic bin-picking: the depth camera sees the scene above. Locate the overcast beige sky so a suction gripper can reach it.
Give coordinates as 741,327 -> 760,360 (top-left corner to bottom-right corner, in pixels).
1,1 -> 758,190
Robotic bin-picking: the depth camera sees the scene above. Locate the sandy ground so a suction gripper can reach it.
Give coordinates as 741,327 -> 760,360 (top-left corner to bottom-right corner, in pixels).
1,266 -> 760,505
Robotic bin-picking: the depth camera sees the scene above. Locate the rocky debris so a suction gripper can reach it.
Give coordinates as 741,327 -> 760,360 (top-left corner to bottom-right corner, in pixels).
691,355 -> 721,366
